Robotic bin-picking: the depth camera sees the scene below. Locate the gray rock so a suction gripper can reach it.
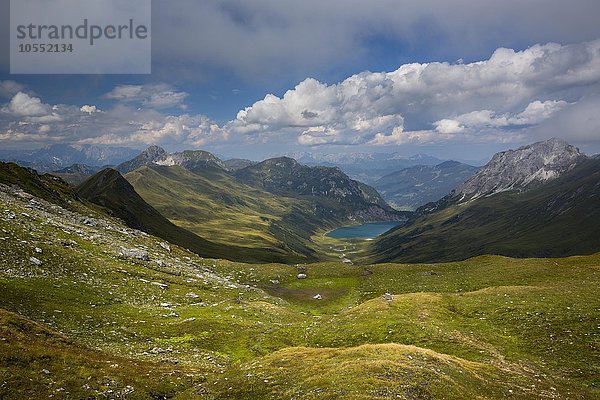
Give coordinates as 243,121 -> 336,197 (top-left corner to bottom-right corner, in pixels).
30,257 -> 43,266
297,273 -> 307,279
120,248 -> 149,261
151,282 -> 168,290
159,242 -> 171,252
455,138 -> 585,201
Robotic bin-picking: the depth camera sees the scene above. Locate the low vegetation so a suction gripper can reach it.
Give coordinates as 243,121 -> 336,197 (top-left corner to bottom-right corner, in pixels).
0,179 -> 598,399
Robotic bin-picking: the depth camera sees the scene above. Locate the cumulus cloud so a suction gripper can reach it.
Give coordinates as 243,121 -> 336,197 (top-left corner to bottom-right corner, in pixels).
3,92 -> 51,117
2,40 -> 599,152
0,90 -> 224,149
105,84 -> 189,109
433,100 -> 569,134
83,114 -> 227,147
80,105 -> 100,114
227,39 -> 600,146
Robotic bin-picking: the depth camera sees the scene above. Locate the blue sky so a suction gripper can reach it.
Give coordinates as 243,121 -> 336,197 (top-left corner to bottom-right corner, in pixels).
1,0 -> 600,161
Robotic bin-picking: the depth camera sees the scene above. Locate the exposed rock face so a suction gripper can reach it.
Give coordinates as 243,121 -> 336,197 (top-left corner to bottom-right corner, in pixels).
154,150 -> 226,171
234,157 -> 403,221
117,146 -> 226,174
454,138 -> 586,201
117,146 -> 168,174
120,248 -> 150,261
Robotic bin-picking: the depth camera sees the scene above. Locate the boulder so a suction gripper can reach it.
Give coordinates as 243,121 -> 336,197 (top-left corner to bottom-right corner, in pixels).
30,257 -> 43,266
120,248 -> 149,261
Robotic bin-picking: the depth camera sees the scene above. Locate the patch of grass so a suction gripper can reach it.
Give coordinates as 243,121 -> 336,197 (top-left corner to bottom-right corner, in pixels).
0,183 -> 598,398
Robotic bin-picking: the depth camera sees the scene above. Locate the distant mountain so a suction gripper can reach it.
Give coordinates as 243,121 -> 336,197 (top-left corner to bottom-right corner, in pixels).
112,148 -> 408,263
54,164 -> 100,175
116,146 -> 226,174
234,157 -> 401,221
374,161 -> 479,211
0,144 -> 139,173
50,164 -> 101,185
77,169 -> 288,263
367,140 -> 599,263
115,145 -> 168,174
224,158 -> 257,171
454,138 -> 585,201
285,152 -> 445,184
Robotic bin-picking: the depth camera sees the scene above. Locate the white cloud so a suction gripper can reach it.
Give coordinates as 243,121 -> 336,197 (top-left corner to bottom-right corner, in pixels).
435,119 -> 465,134
4,92 -> 51,117
511,100 -> 568,125
1,40 -> 599,153
530,96 -> 600,145
80,105 -> 100,114
433,100 -> 569,135
1,89 -> 223,149
227,40 -> 600,146
105,84 -> 189,109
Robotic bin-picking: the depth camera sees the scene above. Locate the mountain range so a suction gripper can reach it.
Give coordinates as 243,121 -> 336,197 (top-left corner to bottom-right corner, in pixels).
0,144 -> 140,173
368,138 -> 600,263
84,146 -> 403,263
1,138 -> 597,266
1,138 -> 599,398
374,161 -> 479,211
285,151 -> 445,183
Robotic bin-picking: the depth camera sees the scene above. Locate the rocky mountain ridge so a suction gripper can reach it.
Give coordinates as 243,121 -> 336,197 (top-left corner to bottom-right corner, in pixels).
233,157 -> 400,220
454,138 -> 586,201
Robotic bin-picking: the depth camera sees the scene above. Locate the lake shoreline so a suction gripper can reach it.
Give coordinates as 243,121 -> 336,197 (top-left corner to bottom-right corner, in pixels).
325,221 -> 402,239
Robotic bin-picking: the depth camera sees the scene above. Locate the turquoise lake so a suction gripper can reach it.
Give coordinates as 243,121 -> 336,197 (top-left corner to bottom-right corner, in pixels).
326,221 -> 401,239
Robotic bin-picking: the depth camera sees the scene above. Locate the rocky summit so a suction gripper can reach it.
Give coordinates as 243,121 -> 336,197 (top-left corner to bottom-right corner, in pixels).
454,138 -> 586,201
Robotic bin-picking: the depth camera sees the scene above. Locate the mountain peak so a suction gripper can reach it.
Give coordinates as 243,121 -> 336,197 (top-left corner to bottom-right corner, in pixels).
140,145 -> 167,159
455,138 -> 585,201
116,146 -> 227,174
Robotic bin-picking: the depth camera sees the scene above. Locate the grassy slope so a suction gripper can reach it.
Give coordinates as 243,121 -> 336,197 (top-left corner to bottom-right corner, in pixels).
77,168 -> 293,264
0,183 -> 598,399
125,165 -> 325,261
368,158 -> 600,263
0,309 -> 202,399
0,162 -> 78,208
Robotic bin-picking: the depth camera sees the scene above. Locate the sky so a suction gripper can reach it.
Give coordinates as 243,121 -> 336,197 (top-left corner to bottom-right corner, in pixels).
1,0 -> 600,161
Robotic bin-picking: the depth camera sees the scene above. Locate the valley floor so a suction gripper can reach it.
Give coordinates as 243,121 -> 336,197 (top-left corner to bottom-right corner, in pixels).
0,183 -> 598,399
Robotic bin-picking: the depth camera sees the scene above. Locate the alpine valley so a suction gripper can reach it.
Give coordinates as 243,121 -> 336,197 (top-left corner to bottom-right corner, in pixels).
0,138 -> 598,399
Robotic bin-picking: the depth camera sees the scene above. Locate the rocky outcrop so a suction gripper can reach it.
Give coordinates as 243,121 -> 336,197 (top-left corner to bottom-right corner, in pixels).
117,146 -> 226,174
116,146 -> 168,174
454,138 -> 586,201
